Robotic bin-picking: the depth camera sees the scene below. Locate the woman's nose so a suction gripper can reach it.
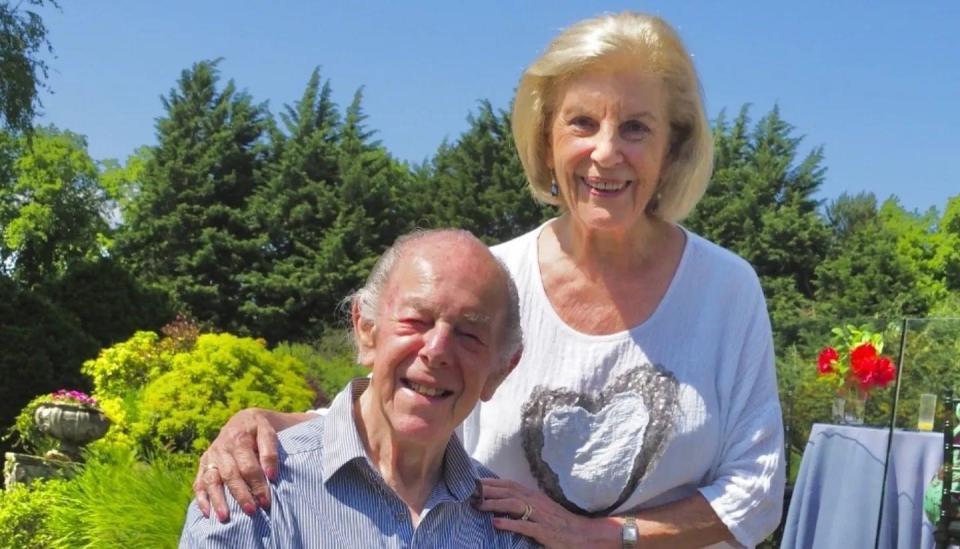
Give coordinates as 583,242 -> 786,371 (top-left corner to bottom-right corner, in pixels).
589,125 -> 623,167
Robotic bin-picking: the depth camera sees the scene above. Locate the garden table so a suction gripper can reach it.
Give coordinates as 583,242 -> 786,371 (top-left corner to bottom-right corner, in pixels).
780,423 -> 942,549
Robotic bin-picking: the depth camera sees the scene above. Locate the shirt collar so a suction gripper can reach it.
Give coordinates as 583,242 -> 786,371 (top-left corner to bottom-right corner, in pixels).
321,377 -> 482,503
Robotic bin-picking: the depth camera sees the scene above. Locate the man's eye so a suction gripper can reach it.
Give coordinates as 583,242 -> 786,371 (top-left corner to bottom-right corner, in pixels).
456,329 -> 485,345
400,318 -> 429,328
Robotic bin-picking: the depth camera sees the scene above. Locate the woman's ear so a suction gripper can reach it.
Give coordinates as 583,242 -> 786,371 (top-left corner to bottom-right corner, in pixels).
352,300 -> 376,366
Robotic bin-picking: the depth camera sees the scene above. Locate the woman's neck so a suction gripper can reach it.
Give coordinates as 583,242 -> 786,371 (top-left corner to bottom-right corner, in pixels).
552,213 -> 673,276
353,393 -> 446,523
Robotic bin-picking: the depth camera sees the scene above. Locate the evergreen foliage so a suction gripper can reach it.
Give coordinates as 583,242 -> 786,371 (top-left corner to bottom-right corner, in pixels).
686,106 -> 831,349
116,60 -> 270,333
240,73 -> 413,340
413,100 -> 554,244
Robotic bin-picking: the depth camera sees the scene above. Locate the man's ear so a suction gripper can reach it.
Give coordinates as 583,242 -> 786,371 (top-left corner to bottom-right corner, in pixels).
480,346 -> 522,402
352,300 -> 376,367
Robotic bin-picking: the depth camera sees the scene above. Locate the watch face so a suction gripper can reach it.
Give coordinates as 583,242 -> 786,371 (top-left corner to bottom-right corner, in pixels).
622,517 -> 639,548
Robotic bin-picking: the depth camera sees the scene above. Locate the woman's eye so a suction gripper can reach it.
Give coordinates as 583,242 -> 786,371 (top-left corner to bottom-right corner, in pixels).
569,116 -> 596,131
621,120 -> 650,139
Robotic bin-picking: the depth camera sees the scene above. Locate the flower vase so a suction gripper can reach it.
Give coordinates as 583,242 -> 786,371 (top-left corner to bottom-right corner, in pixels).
832,389 -> 867,425
34,403 -> 110,461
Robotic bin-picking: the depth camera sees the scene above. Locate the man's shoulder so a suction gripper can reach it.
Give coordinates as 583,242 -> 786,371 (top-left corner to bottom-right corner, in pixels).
277,414 -> 326,455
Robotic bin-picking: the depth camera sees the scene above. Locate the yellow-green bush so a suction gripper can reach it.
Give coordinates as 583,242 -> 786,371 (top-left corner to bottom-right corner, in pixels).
10,328 -> 316,458
0,478 -> 68,548
135,333 -> 314,453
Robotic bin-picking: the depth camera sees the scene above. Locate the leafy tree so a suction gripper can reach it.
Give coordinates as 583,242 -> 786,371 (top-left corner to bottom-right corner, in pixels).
0,0 -> 56,132
115,60 -> 270,333
686,106 -> 830,349
412,100 -> 553,245
0,127 -> 108,288
815,194 -> 935,320
938,195 -> 960,291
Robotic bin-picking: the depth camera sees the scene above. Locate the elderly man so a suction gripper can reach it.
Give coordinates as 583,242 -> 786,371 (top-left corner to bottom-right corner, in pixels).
180,229 -> 534,548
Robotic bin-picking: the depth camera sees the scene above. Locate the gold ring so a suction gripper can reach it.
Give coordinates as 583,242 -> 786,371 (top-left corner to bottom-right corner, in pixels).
519,503 -> 534,521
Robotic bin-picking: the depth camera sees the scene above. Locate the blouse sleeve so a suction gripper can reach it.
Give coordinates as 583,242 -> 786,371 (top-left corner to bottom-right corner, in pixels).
697,279 -> 786,548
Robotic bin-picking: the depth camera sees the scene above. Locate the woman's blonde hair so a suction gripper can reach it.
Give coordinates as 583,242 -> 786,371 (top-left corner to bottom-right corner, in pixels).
512,12 -> 713,222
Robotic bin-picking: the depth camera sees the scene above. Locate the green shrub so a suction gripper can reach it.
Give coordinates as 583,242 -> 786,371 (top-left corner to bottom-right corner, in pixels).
7,394 -> 61,456
0,478 -> 68,548
275,330 -> 366,406
46,446 -> 194,549
135,333 -> 315,454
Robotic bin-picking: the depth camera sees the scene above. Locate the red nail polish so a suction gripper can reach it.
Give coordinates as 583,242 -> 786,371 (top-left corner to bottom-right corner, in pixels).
242,503 -> 256,516
258,495 -> 270,509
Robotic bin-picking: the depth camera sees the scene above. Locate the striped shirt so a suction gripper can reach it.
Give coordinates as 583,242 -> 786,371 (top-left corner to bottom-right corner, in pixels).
180,378 -> 538,549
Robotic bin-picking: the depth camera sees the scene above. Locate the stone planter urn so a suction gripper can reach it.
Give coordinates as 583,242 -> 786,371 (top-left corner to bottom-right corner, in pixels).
34,402 -> 110,461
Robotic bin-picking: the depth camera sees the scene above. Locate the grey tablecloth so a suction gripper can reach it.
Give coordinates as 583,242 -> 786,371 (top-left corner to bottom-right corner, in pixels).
781,423 -> 942,549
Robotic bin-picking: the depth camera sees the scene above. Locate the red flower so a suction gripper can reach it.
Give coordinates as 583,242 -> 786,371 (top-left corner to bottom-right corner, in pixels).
817,347 -> 839,374
872,357 -> 896,387
850,343 -> 878,380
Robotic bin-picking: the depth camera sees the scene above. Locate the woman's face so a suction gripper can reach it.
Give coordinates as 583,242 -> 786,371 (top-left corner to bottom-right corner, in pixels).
547,68 -> 671,232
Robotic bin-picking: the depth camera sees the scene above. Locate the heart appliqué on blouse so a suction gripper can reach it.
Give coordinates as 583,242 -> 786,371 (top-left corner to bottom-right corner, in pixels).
520,363 -> 679,516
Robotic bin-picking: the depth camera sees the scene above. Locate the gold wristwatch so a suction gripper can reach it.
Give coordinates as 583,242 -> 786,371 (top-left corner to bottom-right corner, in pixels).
622,516 -> 639,548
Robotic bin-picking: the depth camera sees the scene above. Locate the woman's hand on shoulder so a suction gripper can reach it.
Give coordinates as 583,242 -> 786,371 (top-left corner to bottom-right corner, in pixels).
476,478 -> 621,549
193,408 -> 308,522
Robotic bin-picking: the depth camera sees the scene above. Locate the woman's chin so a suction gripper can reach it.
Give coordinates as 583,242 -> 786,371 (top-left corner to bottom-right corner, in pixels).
569,205 -> 645,233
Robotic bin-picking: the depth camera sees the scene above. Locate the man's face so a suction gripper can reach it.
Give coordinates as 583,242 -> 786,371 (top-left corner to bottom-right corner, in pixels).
356,243 -> 514,446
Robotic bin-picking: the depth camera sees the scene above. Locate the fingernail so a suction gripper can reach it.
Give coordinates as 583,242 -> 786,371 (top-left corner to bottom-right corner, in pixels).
217,509 -> 228,523
258,495 -> 270,509
242,503 -> 256,516
266,466 -> 277,480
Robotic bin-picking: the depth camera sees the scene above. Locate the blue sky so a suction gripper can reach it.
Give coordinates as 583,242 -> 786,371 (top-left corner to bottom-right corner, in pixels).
35,1 -> 959,214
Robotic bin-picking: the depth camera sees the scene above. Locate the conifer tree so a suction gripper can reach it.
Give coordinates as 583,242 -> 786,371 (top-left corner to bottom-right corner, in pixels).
414,100 -> 553,245
116,60 -> 269,332
240,77 -> 411,341
686,106 -> 830,347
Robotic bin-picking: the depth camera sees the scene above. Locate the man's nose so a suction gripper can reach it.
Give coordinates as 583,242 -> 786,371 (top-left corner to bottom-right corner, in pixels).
420,324 -> 453,366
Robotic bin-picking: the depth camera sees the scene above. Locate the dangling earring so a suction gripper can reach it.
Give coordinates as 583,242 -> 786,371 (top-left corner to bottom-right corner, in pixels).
647,186 -> 663,214
550,181 -> 559,197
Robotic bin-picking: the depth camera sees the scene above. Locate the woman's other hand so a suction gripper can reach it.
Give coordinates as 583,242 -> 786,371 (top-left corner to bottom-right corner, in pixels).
477,478 -> 621,549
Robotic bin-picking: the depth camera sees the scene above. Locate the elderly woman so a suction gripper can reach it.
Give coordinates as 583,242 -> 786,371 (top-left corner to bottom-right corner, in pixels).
194,12 -> 784,549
